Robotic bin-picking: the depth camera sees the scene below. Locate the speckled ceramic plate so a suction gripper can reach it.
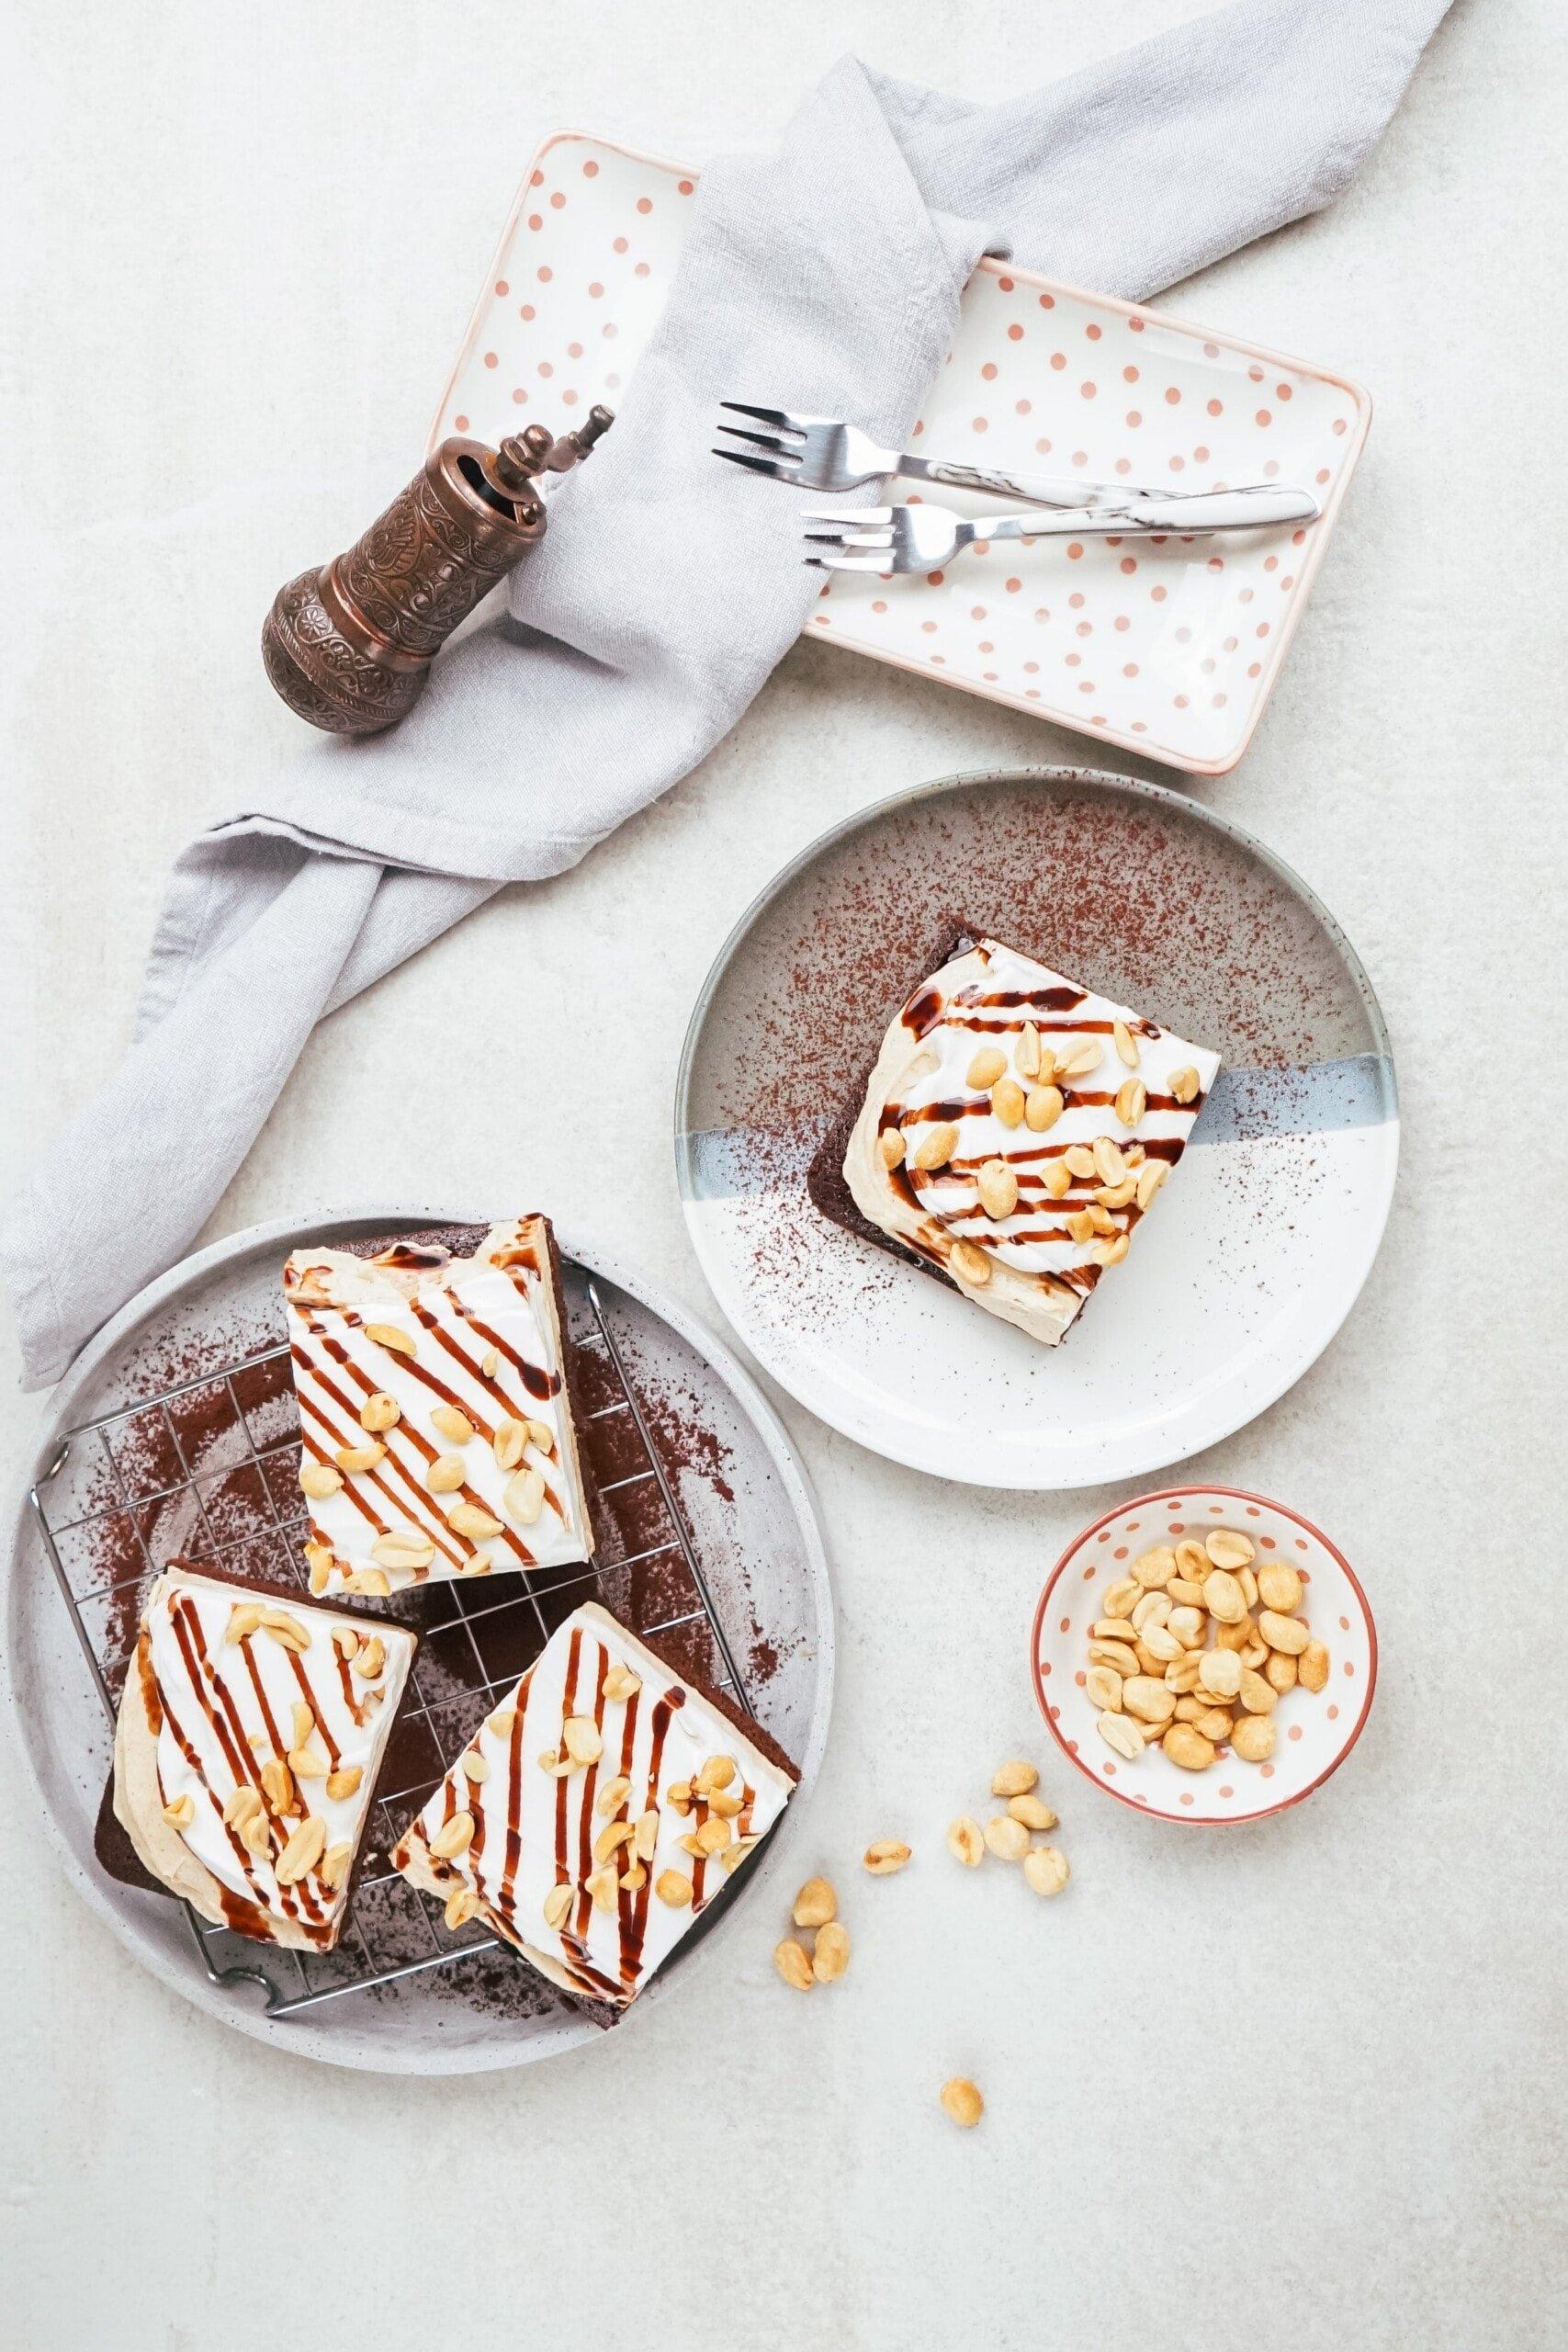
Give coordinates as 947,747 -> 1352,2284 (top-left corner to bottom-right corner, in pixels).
675,767 -> 1398,1490
434,130 -> 1369,775
5,1207 -> 833,2075
1032,1486 -> 1377,1823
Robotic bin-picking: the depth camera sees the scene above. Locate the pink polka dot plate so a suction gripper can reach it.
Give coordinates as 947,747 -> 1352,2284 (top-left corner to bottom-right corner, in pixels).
1032,1486 -> 1377,1825
434,130 -> 1371,777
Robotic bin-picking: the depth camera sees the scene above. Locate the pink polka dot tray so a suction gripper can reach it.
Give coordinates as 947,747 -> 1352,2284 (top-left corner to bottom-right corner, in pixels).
434,131 -> 1371,777
1032,1486 -> 1377,1826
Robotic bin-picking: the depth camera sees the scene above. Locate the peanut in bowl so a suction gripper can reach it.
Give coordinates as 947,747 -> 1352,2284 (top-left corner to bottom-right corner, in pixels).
1032,1486 -> 1377,1826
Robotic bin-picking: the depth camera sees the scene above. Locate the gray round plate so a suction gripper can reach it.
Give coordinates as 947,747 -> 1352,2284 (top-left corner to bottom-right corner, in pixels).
675,766 -> 1398,1488
4,1206 -> 833,2074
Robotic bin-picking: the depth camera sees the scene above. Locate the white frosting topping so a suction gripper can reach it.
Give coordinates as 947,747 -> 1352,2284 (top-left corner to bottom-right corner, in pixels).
844,938 -> 1221,1345
284,1219 -> 593,1596
392,1601 -> 795,2009
134,1565 -> 414,1946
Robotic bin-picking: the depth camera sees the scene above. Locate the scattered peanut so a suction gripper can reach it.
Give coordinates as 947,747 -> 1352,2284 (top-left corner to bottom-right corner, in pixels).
793,1876 -> 838,1928
983,1815 -> 1031,1862
1023,1845 -> 1069,1897
947,1815 -> 985,1867
813,1921 -> 852,1983
941,2077 -> 985,2129
773,1938 -> 815,1992
863,1840 -> 913,1875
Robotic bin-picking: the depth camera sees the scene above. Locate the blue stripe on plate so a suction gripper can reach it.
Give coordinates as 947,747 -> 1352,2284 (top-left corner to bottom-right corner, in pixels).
1190,1054 -> 1397,1143
680,1055 -> 1396,1201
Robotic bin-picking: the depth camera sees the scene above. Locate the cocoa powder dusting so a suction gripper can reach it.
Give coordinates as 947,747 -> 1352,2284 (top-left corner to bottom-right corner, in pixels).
686,773 -> 1374,1330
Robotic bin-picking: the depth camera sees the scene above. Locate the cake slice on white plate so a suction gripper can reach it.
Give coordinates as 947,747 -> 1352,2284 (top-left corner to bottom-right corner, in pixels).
821,933 -> 1221,1346
108,1561 -> 416,1951
283,1217 -> 600,1597
392,1600 -> 796,2019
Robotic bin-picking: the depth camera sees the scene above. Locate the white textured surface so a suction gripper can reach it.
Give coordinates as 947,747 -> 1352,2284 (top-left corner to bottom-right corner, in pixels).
0,4 -> 1563,2347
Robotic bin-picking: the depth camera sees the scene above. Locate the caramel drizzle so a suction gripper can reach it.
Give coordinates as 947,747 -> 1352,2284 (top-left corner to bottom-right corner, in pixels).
291,1329 -> 471,1573
412,1288 -> 568,1531
291,1276 -> 579,1570
622,1686 -> 683,1986
551,1633 -> 623,2001
497,1697 -> 528,1922
305,1326 -> 526,1561
414,1638 -> 716,2006
883,956 -> 1206,1290
165,1596 -> 329,1939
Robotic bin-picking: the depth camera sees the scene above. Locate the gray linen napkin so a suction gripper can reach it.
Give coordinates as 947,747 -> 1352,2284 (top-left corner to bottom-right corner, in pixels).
6,0 -> 1451,1386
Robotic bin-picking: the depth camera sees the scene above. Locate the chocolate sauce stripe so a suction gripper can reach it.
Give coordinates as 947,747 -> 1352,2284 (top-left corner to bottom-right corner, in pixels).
612,1680 -> 642,1991
333,1295 -> 554,1566
286,1647 -> 344,1767
938,1012 -> 1158,1037
410,1287 -> 571,1543
407,1294 -> 509,1432
229,1633 -> 328,1927
497,1702 -> 526,1928
311,1297 -> 557,1565
295,1355 -> 440,1536
293,1340 -> 491,1573
155,1668 -> 269,1905
903,1089 -> 1188,1128
136,1631 -> 164,1736
627,1687 -> 685,1984
441,1283 -> 558,1406
174,1600 -> 321,1928
420,1296 -> 575,1533
553,1632 -> 624,2001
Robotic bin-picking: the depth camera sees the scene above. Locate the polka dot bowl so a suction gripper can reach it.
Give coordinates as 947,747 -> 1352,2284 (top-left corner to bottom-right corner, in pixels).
1032,1486 -> 1376,1825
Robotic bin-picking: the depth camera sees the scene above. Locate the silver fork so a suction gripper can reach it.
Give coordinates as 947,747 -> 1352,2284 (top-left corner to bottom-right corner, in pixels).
719,401 -> 1170,508
802,487 -> 1320,574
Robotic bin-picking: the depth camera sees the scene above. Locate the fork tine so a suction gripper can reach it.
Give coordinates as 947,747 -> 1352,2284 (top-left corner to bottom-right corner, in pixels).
714,422 -> 801,458
712,447 -> 796,480
804,552 -> 897,575
798,506 -> 892,529
801,527 -> 893,549
717,401 -> 798,429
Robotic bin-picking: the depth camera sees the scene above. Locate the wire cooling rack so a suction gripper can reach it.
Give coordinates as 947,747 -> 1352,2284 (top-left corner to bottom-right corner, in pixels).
28,1273 -> 753,2021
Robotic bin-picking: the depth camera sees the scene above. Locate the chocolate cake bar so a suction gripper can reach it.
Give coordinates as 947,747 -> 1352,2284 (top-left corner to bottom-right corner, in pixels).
106,1560 -> 417,1951
391,1600 -> 796,2019
284,1216 -> 601,1598
810,931 -> 1220,1345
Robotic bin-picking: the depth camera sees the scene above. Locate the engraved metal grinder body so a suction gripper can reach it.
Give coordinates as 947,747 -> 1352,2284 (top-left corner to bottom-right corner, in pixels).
262,406 -> 613,736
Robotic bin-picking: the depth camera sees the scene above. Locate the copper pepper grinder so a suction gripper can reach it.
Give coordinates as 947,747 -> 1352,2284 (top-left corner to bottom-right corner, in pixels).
262,404 -> 613,735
